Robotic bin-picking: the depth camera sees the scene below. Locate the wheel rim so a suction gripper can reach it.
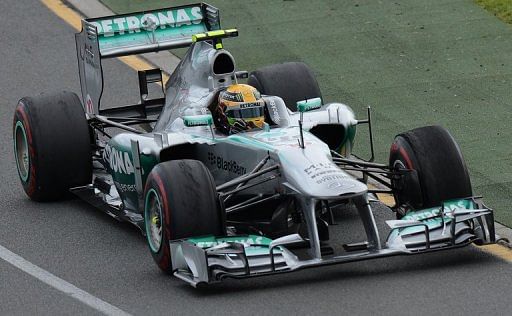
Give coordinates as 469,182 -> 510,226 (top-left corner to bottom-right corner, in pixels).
14,121 -> 30,182
393,160 -> 407,170
145,188 -> 163,253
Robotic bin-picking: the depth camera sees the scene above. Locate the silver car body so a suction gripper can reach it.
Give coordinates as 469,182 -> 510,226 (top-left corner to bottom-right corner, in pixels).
72,3 -> 496,286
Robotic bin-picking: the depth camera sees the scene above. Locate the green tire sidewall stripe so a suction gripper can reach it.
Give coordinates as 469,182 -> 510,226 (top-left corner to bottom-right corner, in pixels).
14,120 -> 29,182
144,188 -> 163,253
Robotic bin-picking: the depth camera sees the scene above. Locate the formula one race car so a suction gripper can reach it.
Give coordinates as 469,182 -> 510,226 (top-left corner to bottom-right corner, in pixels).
13,3 -> 495,287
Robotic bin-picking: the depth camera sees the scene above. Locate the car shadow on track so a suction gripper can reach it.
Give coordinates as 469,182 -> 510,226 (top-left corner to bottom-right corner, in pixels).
180,247 -> 497,296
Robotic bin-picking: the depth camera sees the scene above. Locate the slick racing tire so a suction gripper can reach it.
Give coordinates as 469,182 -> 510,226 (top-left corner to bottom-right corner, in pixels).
248,62 -> 323,112
144,160 -> 225,274
13,91 -> 92,201
389,125 -> 472,212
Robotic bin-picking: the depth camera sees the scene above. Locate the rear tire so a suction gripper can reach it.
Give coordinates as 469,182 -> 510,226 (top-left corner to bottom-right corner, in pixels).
248,62 -> 322,112
144,160 -> 225,274
13,91 -> 92,201
389,125 -> 472,211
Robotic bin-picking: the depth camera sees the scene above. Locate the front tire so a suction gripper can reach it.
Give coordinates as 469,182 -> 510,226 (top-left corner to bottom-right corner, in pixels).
13,91 -> 92,201
389,125 -> 472,211
144,160 -> 225,274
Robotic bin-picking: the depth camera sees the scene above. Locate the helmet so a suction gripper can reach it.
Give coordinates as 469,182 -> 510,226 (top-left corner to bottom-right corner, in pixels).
216,84 -> 265,134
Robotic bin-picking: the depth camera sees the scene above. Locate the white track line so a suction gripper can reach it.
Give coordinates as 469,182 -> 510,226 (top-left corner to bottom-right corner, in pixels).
0,244 -> 131,316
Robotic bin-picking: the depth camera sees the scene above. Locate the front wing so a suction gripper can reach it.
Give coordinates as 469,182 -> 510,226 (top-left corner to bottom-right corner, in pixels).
170,198 -> 495,287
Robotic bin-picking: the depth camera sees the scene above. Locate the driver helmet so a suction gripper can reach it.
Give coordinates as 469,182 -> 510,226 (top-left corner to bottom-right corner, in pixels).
217,84 -> 265,134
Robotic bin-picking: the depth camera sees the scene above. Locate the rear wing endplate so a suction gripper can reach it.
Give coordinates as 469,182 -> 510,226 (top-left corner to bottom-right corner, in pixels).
75,3 -> 220,115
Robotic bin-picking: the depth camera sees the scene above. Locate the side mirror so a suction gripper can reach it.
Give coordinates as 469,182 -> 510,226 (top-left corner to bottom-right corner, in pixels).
183,114 -> 213,127
297,97 -> 322,113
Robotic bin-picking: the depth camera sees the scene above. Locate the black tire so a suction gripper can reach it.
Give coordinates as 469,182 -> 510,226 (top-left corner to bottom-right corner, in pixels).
248,62 -> 322,112
389,125 -> 472,211
13,91 -> 92,201
144,160 -> 225,274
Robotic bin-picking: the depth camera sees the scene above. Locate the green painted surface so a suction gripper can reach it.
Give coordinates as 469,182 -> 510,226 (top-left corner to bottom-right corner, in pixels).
144,188 -> 162,253
187,235 -> 276,255
389,198 -> 475,237
89,5 -> 207,54
183,114 -> 213,127
105,136 -> 159,211
297,97 -> 322,112
101,0 -> 512,226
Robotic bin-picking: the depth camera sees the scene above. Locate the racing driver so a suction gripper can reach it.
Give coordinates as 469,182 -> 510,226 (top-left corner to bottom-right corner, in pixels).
209,84 -> 266,135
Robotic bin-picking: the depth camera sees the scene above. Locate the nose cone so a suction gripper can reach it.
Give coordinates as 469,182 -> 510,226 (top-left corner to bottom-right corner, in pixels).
278,145 -> 367,199
312,174 -> 368,198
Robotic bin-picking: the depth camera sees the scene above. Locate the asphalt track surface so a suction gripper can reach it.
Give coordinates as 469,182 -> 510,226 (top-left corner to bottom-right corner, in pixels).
0,0 -> 511,315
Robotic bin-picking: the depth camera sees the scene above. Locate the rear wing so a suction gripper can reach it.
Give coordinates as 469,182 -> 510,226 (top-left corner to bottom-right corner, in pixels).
75,3 -> 220,115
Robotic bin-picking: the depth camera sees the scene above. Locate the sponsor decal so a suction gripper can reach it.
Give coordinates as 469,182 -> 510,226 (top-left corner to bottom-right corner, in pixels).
222,91 -> 244,102
257,134 -> 297,144
403,209 -> 442,222
207,152 -> 247,175
113,180 -> 137,192
268,99 -> 281,124
304,163 -> 351,184
183,114 -> 212,127
84,45 -> 97,68
239,102 -> 261,109
188,235 -> 279,256
317,174 -> 352,185
194,236 -> 265,248
185,120 -> 207,127
90,7 -> 203,37
85,94 -> 94,114
304,163 -> 337,177
403,199 -> 472,222
254,130 -> 312,147
103,144 -> 135,175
